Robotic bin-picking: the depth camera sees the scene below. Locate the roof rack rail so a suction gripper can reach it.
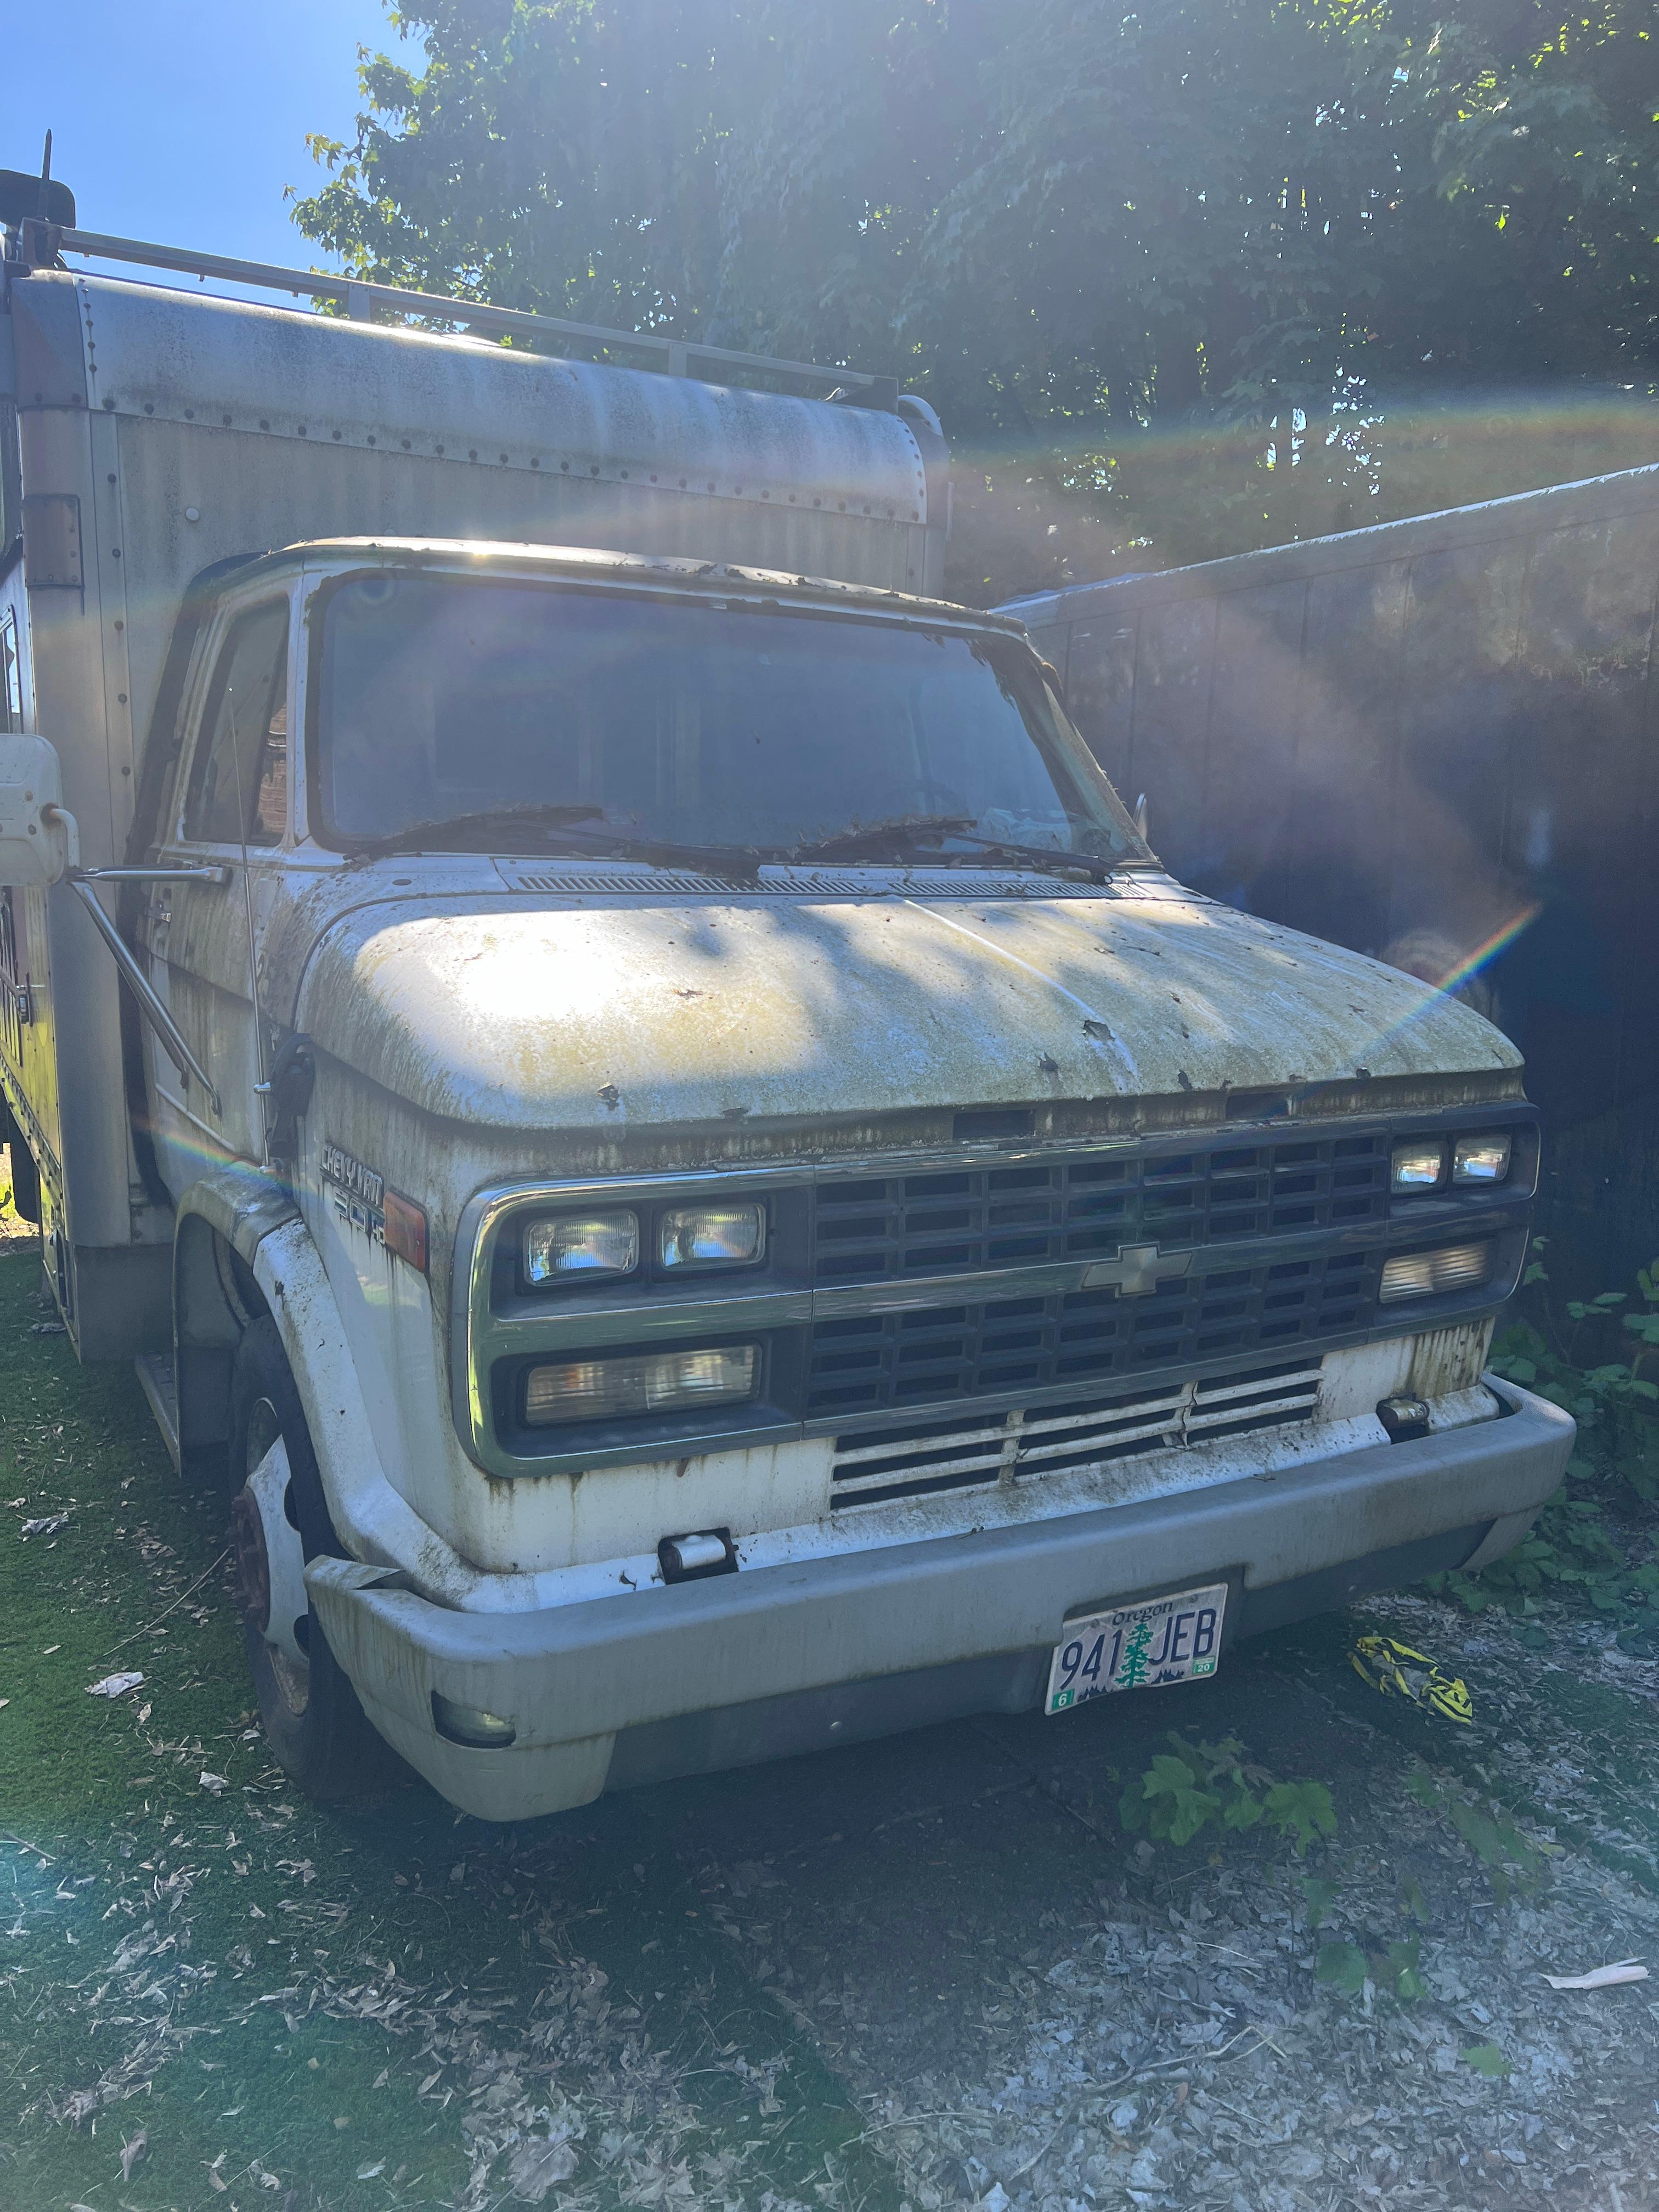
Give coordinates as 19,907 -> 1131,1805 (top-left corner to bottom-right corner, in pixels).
12,220 -> 901,409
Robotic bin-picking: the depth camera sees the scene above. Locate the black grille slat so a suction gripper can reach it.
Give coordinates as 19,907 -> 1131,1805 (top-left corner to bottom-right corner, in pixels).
805,1251 -> 1383,1418
810,1130 -> 1388,1285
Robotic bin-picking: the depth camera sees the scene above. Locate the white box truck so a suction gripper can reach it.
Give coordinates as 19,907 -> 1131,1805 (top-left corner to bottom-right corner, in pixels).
0,181 -> 1571,1818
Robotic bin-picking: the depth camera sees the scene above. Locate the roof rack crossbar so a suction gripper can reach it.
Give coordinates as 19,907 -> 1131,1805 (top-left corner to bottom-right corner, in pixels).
47,227 -> 894,400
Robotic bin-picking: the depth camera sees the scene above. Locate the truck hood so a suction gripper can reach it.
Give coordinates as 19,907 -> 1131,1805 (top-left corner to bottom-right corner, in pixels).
291,876 -> 1520,1131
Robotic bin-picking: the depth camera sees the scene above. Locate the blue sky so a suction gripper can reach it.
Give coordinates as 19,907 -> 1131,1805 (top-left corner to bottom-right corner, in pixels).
10,0 -> 408,271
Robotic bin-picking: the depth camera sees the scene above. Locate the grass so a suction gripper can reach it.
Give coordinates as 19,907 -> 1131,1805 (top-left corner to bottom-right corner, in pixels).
0,1249 -> 470,2207
0,1251 -> 895,2212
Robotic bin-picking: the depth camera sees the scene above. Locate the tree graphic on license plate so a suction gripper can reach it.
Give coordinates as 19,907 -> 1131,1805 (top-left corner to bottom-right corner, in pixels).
1116,1619 -> 1154,1689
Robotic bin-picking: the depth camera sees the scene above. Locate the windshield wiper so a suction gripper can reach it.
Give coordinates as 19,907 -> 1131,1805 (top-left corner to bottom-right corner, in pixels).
781,815 -> 978,861
340,804 -> 763,879
782,815 -> 1120,883
949,833 -> 1121,885
542,823 -> 764,879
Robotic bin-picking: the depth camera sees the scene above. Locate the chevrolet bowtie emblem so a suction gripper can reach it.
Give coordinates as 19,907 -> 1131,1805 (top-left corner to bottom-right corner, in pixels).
1082,1242 -> 1193,1297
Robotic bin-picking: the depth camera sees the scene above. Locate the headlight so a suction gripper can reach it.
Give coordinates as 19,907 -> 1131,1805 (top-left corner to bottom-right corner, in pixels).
1453,1132 -> 1511,1184
523,1344 -> 759,1426
659,1202 -> 766,1271
1390,1140 -> 1446,1192
1379,1243 -> 1491,1302
523,1210 -> 639,1284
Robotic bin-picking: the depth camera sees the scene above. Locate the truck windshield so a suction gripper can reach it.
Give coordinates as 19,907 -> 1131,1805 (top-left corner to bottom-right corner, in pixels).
314,574 -> 1148,864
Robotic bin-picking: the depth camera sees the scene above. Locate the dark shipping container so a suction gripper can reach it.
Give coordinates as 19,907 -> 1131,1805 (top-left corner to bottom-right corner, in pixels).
1001,465 -> 1659,1288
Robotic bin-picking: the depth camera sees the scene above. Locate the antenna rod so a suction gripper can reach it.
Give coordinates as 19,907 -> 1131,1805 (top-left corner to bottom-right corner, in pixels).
37,130 -> 52,221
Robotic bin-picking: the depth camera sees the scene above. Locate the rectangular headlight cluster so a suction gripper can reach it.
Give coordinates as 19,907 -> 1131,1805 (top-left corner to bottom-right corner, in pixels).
1390,1132 -> 1512,1193
659,1204 -> 766,1269
523,1344 -> 760,1427
1379,1242 -> 1491,1302
522,1201 -> 765,1285
524,1210 -> 640,1283
1453,1133 -> 1511,1183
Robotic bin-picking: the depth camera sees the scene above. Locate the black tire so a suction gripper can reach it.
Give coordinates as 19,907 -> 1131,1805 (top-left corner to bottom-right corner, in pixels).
229,1316 -> 403,1801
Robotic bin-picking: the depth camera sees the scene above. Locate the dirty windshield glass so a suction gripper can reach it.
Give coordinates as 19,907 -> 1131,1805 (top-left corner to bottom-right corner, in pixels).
314,575 -> 1147,862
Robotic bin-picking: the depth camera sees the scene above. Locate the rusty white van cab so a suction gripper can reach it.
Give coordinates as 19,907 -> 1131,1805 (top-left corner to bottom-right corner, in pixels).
0,205 -> 1572,1818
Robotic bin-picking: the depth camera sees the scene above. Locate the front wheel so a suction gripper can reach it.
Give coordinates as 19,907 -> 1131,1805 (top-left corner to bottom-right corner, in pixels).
228,1316 -> 403,1801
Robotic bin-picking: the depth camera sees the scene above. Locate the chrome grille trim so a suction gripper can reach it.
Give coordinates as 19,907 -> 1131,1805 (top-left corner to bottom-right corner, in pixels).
451,1102 -> 1535,1477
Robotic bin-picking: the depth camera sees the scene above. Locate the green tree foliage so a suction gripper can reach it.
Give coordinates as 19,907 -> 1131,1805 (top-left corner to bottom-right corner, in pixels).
1439,1245 -> 1659,1645
295,1 -> 1659,598
294,1 -> 736,331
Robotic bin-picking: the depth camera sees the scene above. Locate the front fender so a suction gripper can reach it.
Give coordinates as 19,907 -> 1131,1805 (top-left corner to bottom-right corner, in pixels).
250,1215 -> 540,1602
172,1168 -> 300,1479
173,1171 -> 521,1603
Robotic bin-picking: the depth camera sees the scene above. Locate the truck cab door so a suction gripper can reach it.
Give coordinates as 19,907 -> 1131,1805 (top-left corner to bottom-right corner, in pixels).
144,595 -> 291,1182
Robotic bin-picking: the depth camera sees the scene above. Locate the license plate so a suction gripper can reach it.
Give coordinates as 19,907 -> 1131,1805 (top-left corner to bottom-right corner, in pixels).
1046,1582 -> 1227,1715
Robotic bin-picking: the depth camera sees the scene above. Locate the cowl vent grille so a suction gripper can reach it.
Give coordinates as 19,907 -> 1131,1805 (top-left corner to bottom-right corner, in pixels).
493,859 -> 1110,900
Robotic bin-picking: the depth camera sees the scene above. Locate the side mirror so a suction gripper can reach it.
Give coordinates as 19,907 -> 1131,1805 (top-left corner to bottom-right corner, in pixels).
0,735 -> 79,888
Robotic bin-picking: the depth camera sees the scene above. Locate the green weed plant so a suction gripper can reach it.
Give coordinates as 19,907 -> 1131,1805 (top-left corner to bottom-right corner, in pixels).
1430,1242 -> 1659,1644
1407,1770 -> 1555,1904
1315,1936 -> 1427,2002
1119,1734 -> 1338,1855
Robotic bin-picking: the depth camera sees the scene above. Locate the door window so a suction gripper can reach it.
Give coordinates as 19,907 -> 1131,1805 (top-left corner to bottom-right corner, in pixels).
183,602 -> 290,847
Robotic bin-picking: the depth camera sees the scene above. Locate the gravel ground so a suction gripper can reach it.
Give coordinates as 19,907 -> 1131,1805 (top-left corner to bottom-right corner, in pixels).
140,1590 -> 1651,2212
668,1602 -> 1659,2212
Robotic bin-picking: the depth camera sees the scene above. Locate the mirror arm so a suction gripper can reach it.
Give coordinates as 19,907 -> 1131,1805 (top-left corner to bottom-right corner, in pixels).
78,864 -> 232,885
41,801 -> 78,873
66,874 -> 221,1115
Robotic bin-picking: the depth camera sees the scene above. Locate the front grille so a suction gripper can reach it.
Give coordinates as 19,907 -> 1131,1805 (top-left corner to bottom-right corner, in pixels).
805,1248 -> 1374,1417
810,1131 -> 1388,1285
831,1358 -> 1323,1508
